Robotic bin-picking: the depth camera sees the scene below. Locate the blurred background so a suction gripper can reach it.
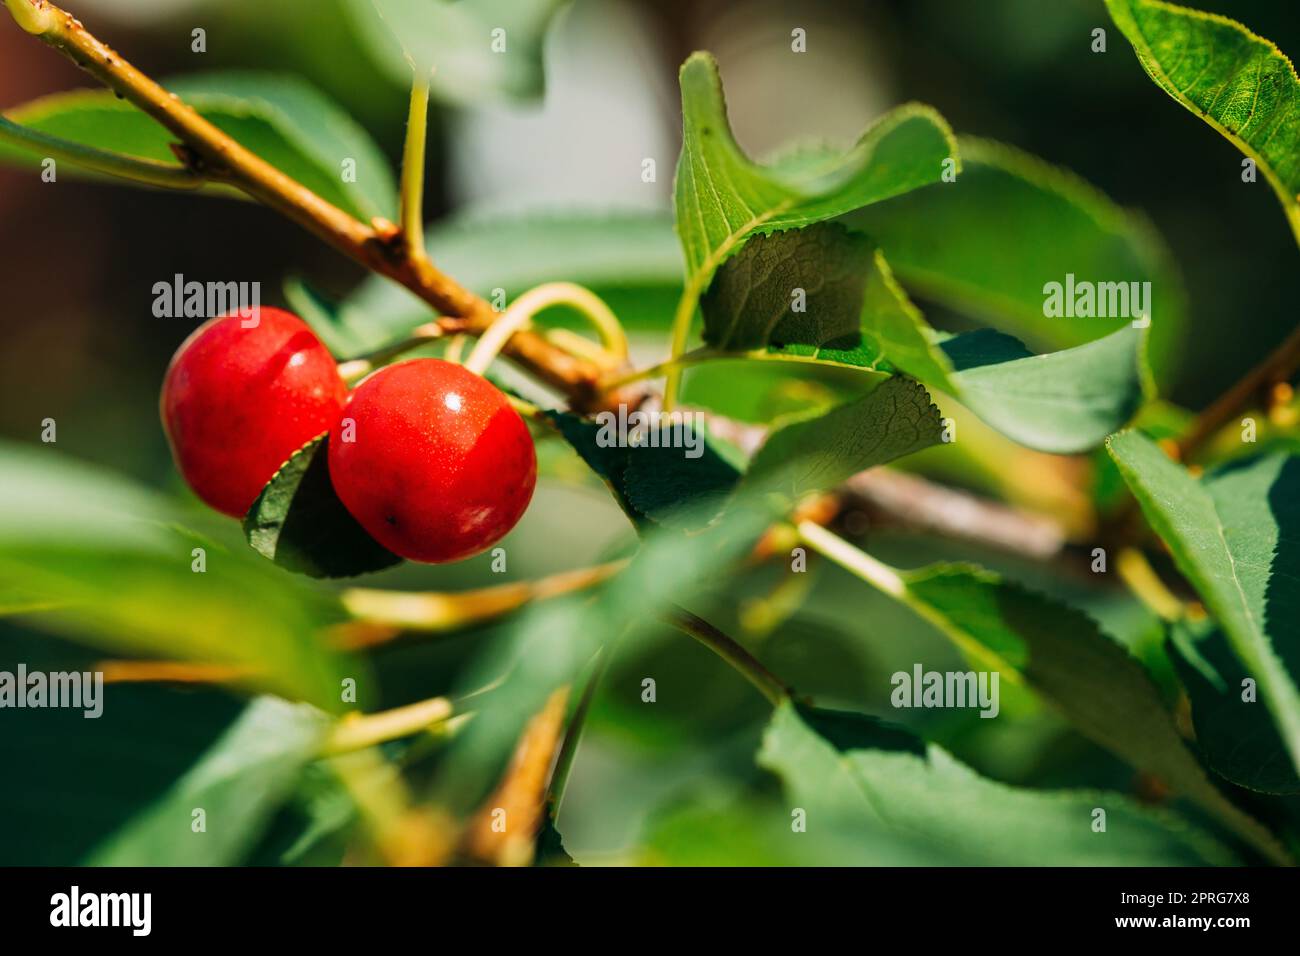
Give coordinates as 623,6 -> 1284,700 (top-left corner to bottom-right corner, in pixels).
2,0 -> 1297,863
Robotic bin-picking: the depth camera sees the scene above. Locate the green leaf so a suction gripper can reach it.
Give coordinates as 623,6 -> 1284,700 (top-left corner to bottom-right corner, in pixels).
429,503 -> 770,815
544,410 -> 742,531
339,210 -> 682,350
697,223 -> 1148,452
639,792 -> 943,865
88,696 -> 329,865
893,562 -> 1286,861
0,73 -> 396,221
679,358 -> 878,425
1171,618 -> 1300,795
244,433 -> 402,579
0,682 -> 330,866
700,224 -> 877,357
1106,0 -> 1300,247
247,763 -> 357,867
344,0 -> 566,103
0,441 -> 351,708
674,51 -> 957,299
940,324 -> 1148,454
759,701 -> 1239,865
742,376 -> 943,504
1106,432 -> 1300,778
849,137 -> 1186,387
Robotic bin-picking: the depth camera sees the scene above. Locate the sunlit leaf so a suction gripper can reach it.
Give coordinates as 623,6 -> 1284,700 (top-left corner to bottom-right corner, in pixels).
760,701 -> 1239,865
0,73 -> 396,221
1107,432 -> 1300,779
1106,0 -> 1300,247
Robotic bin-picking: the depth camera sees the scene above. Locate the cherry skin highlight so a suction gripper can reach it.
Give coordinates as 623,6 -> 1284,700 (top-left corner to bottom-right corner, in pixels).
328,358 -> 537,563
161,307 -> 347,518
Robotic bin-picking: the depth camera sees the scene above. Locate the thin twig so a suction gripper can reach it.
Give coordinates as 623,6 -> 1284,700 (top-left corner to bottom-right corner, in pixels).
546,646 -> 613,820
335,560 -> 629,646
1176,322 -> 1300,460
665,606 -> 791,705
6,0 -> 626,409
399,74 -> 430,255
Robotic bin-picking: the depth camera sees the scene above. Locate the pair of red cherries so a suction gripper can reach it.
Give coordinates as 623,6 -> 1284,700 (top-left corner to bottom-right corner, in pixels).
160,308 -> 537,564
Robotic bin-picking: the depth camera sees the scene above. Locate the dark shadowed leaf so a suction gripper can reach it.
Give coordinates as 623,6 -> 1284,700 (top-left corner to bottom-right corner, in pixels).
1107,433 -> 1300,780
697,223 -> 1148,452
1171,616 -> 1300,795
89,696 -> 328,865
892,563 -> 1286,861
544,411 -> 741,530
244,434 -> 402,579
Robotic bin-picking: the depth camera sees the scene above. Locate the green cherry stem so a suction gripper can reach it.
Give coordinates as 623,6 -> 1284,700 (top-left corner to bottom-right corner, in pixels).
399,70 -> 431,255
662,281 -> 705,412
599,346 -> 722,390
665,606 -> 792,706
464,282 -> 628,376
544,645 -> 614,820
795,520 -> 907,597
337,321 -> 445,383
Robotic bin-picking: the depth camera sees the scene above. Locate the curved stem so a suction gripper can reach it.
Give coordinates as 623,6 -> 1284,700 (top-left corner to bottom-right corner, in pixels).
545,645 -> 613,819
665,606 -> 791,706
795,520 -> 907,597
444,333 -> 470,365
545,327 -> 614,365
0,114 -> 203,189
1176,322 -> 1300,460
465,282 -> 628,376
662,282 -> 703,412
337,321 -> 444,383
399,73 -> 430,254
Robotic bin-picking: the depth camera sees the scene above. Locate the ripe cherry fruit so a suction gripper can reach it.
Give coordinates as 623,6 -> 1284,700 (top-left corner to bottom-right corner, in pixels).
328,358 -> 537,563
161,307 -> 347,518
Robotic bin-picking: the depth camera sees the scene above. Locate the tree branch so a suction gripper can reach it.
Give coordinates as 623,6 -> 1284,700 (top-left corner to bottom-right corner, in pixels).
5,0 -> 627,410
1176,322 -> 1300,460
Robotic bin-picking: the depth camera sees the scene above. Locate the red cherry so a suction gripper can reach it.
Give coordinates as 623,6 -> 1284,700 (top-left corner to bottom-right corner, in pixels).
327,358 -> 537,563
161,307 -> 347,518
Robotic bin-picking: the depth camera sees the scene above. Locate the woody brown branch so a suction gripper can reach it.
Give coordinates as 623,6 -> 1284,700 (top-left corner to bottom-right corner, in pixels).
1175,321 -> 1300,460
12,0 -> 628,411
